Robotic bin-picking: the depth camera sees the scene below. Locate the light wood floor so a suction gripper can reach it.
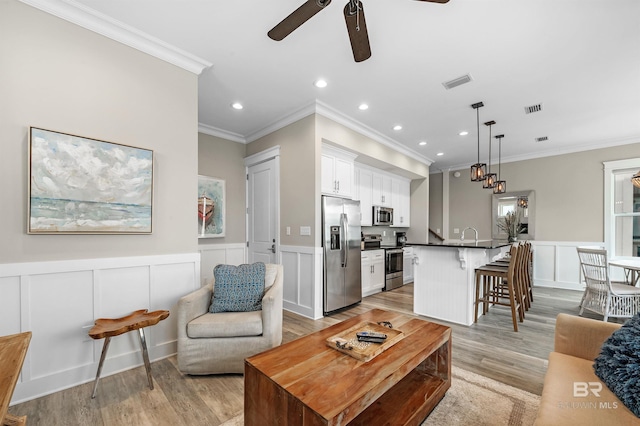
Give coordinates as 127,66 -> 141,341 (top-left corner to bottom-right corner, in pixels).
10,284 -> 608,425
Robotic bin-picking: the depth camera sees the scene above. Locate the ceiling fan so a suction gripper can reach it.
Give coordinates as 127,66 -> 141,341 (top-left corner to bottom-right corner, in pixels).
268,0 -> 450,63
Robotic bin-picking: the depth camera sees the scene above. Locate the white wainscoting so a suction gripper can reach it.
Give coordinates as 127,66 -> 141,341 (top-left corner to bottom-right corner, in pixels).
0,253 -> 200,404
531,241 -> 614,290
280,245 -> 323,320
198,242 -> 246,285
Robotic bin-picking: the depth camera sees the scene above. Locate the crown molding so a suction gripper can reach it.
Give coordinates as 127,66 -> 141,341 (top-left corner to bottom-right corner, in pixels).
314,100 -> 433,167
19,0 -> 212,75
198,123 -> 246,144
443,135 -> 640,173
243,100 -> 433,167
244,102 -> 317,143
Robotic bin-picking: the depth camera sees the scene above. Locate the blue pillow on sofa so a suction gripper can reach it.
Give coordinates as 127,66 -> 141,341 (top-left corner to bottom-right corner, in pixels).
593,313 -> 640,417
210,262 -> 266,313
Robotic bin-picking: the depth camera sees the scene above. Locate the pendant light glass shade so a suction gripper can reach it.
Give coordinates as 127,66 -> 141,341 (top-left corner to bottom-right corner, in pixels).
493,134 -> 506,194
470,102 -> 486,182
483,120 -> 496,189
632,170 -> 640,188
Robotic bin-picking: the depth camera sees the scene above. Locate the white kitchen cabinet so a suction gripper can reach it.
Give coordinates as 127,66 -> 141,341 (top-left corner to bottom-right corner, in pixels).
372,172 -> 392,207
391,177 -> 411,227
403,247 -> 414,284
361,249 -> 385,296
321,145 -> 357,198
354,166 -> 373,226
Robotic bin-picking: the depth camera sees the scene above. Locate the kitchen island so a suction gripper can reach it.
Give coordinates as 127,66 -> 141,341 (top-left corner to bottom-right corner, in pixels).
409,241 -> 511,326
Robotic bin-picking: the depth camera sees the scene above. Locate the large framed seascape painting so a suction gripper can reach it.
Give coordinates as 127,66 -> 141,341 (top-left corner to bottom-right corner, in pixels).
198,175 -> 225,238
28,127 -> 154,234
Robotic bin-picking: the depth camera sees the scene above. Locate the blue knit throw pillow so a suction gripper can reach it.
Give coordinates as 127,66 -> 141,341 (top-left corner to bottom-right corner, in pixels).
593,313 -> 640,417
209,262 -> 266,313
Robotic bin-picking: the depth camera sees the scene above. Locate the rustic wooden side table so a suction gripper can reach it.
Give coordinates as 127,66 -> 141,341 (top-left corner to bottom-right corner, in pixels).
88,309 -> 169,399
0,331 -> 32,426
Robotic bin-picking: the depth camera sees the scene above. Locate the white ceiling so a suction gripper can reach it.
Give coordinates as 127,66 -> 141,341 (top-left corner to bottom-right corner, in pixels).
68,0 -> 640,170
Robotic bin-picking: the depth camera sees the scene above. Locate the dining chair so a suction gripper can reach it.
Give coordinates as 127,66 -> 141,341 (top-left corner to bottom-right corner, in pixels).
576,246 -> 640,322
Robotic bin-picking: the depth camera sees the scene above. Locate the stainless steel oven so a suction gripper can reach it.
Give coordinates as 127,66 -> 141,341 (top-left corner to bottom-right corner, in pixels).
384,248 -> 404,291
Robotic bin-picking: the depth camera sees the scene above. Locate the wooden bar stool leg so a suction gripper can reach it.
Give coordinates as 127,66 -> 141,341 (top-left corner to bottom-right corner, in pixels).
91,336 -> 111,399
138,327 -> 154,391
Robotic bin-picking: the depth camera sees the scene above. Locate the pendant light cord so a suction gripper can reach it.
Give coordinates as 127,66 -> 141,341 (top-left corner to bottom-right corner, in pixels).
476,107 -> 480,163
488,125 -> 492,173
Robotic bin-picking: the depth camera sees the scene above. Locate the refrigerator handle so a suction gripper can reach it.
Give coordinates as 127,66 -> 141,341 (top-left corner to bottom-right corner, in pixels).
340,213 -> 348,268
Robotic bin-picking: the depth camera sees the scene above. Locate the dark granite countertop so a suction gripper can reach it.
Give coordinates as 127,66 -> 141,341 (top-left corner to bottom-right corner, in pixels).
407,240 -> 512,249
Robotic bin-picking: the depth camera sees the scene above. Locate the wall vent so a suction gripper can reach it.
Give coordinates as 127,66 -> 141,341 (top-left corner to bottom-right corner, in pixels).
442,74 -> 473,90
524,103 -> 543,114
535,136 -> 549,143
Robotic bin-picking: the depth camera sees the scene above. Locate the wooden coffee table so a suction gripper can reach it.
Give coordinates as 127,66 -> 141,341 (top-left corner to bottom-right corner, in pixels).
245,309 -> 451,425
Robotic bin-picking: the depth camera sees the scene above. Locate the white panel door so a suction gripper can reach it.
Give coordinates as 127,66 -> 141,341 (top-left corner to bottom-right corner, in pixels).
247,159 -> 277,264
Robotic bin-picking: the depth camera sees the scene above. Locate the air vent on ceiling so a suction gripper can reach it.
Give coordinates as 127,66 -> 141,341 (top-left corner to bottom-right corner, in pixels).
524,103 -> 543,114
442,74 -> 473,90
535,136 -> 549,143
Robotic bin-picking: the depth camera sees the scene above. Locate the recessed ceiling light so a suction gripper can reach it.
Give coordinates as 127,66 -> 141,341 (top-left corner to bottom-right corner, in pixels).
393,125 -> 403,131
437,152 -> 444,156
231,102 -> 243,110
459,131 -> 468,136
358,103 -> 369,110
314,79 -> 328,88
418,141 -> 427,146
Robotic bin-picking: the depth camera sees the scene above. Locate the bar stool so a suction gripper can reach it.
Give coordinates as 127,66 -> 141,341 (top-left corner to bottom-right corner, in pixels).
474,245 -> 524,331
88,309 -> 169,399
486,241 -> 533,310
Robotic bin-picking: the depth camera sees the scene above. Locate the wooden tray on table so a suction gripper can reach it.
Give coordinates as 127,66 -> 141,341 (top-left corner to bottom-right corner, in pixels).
325,321 -> 404,362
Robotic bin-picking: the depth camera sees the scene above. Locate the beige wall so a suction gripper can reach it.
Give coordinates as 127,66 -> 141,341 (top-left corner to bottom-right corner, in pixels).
428,172 -> 443,235
443,142 -> 640,242
198,134 -> 247,243
246,115 -> 317,247
407,178 -> 429,243
0,1 -> 198,263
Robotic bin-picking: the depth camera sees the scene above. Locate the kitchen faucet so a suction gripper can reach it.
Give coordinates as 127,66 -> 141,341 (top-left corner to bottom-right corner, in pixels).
460,227 -> 478,243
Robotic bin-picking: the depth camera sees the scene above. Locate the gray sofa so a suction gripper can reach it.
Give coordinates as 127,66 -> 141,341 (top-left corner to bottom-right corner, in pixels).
177,263 -> 283,375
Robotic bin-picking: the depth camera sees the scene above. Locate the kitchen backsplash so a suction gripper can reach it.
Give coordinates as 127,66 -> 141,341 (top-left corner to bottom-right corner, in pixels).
362,226 -> 408,246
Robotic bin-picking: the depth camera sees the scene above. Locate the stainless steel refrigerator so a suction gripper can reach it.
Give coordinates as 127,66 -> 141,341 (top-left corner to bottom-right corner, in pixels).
322,195 -> 362,315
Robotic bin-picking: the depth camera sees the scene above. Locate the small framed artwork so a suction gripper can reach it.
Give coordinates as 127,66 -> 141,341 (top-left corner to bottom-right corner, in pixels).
198,175 -> 225,238
28,127 -> 153,234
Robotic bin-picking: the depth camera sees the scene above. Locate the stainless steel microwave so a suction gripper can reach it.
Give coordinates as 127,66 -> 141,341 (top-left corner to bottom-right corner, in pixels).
373,206 -> 393,226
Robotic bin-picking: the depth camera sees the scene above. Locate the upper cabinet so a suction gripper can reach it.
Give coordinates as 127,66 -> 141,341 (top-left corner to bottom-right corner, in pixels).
354,167 -> 373,226
372,173 -> 392,207
355,164 -> 411,228
321,145 -> 358,198
391,177 -> 411,228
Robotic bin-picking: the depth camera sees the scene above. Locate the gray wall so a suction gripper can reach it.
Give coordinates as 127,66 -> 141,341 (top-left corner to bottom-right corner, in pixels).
0,1 -> 198,263
442,142 -> 640,242
198,133 -> 247,244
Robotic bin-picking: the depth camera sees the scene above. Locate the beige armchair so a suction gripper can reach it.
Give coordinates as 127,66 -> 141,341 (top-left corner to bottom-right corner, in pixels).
177,263 -> 283,375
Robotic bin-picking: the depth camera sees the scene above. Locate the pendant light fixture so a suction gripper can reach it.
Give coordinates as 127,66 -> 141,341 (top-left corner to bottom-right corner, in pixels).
470,102 -> 486,182
632,170 -> 640,188
517,196 -> 529,209
483,120 -> 497,189
493,134 -> 506,194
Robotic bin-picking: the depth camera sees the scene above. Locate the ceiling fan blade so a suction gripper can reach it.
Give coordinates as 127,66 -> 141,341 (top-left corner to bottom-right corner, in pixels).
268,0 -> 332,41
415,0 -> 450,3
344,1 -> 371,62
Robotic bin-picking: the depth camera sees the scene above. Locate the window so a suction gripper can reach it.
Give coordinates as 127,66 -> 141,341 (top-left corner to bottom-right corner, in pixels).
604,158 -> 640,258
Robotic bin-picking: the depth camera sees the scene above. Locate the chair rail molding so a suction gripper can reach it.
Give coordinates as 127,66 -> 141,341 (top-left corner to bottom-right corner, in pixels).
0,253 -> 200,404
